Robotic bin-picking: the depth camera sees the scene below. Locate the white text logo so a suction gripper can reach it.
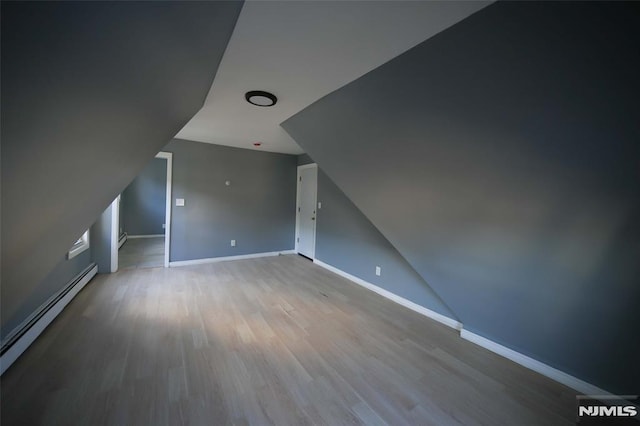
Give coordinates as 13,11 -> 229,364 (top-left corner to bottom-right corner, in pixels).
578,406 -> 638,417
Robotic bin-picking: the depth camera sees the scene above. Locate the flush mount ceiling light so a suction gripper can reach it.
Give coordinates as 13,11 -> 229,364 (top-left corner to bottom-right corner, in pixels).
245,90 -> 277,107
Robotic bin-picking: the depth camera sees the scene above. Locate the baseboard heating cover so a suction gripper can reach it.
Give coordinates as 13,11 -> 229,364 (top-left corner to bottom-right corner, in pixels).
118,232 -> 128,249
0,263 -> 98,375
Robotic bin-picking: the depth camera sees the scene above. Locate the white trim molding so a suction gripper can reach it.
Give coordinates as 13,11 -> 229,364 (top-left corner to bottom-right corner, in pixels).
460,329 -> 616,397
0,264 -> 98,375
169,250 -> 295,267
67,230 -> 90,260
127,234 -> 165,239
297,163 -> 318,171
312,258 -> 621,397
156,151 -> 173,268
313,258 -> 462,331
110,195 -> 120,273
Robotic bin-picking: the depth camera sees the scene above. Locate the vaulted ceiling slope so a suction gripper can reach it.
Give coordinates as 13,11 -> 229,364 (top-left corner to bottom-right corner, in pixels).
177,0 -> 490,154
283,2 -> 640,394
1,1 -> 243,330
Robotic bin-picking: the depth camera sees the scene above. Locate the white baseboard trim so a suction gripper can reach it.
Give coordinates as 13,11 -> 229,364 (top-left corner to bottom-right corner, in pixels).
312,258 -> 462,331
460,329 -> 615,396
127,234 -> 164,239
169,250 -> 296,267
313,258 -> 618,397
0,264 -> 98,375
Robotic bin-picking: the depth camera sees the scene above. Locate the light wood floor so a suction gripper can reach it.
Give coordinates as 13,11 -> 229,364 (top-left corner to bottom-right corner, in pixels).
118,237 -> 165,270
1,255 -> 577,425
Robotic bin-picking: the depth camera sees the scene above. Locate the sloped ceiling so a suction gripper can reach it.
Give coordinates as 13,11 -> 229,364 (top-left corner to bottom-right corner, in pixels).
282,2 -> 640,393
1,1 -> 243,330
176,0 -> 491,154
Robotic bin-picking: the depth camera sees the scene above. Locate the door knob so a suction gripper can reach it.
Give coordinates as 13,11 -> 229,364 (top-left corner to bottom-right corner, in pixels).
311,217 -> 315,220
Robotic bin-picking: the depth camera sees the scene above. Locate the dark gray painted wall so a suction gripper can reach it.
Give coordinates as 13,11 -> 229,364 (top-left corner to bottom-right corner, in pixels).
164,139 -> 297,262
1,250 -> 93,341
297,154 -> 314,166
301,153 -> 457,319
1,1 -> 242,330
283,2 -> 640,393
121,158 -> 167,236
315,167 -> 457,320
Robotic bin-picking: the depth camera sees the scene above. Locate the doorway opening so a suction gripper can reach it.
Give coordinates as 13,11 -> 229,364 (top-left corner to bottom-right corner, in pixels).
295,163 -> 317,260
113,151 -> 173,271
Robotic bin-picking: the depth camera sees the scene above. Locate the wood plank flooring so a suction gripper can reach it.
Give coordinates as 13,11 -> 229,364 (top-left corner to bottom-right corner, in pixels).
1,255 -> 578,425
118,237 -> 165,270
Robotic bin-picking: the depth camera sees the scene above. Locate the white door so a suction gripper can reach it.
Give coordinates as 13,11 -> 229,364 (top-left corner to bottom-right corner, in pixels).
296,164 -> 317,259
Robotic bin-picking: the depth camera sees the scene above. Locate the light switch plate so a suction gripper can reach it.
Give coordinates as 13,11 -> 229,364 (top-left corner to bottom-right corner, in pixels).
375,266 -> 381,276
176,198 -> 185,207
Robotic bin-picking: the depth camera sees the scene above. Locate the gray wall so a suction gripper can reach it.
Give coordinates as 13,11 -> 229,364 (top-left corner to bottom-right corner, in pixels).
121,158 -> 167,236
1,1 -> 242,331
283,2 -> 640,393
164,139 -> 297,262
297,154 -> 314,166
315,166 -> 457,320
1,250 -> 93,341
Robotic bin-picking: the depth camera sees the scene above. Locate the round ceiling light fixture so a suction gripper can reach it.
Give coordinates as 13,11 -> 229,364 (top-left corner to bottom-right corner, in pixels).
245,90 -> 277,107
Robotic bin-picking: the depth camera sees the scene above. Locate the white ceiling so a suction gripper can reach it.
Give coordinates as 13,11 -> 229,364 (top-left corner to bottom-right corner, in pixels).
176,1 -> 491,155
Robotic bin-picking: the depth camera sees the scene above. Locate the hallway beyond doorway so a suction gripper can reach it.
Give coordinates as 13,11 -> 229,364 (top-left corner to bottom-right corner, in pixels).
118,237 -> 164,270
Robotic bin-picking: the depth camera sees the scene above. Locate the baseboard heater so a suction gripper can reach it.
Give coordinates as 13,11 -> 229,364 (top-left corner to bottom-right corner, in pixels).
118,232 -> 128,249
0,263 -> 98,375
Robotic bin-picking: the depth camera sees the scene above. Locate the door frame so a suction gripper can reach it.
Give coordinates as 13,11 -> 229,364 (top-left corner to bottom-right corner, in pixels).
110,195 -> 120,272
295,163 -> 318,259
156,151 -> 173,268
111,151 -> 173,270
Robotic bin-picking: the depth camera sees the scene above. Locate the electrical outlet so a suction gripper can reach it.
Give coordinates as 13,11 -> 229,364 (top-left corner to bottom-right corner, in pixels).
375,266 -> 381,276
318,202 -> 322,209
231,240 -> 236,247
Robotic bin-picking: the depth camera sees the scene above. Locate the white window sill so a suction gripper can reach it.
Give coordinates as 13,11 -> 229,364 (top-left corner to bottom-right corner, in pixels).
68,242 -> 89,260
68,231 -> 90,260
